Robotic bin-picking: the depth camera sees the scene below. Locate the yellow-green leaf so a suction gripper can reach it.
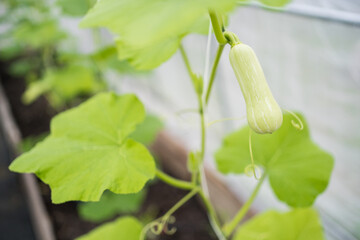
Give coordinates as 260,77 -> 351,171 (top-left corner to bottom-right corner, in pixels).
76,216 -> 143,240
215,113 -> 334,207
10,93 -> 156,203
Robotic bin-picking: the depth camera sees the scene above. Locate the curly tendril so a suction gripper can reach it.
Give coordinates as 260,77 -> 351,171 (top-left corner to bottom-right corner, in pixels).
284,110 -> 304,130
245,164 -> 262,179
140,216 -> 177,240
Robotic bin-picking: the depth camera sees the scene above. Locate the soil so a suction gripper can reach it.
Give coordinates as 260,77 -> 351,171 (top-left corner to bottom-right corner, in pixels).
0,62 -> 217,240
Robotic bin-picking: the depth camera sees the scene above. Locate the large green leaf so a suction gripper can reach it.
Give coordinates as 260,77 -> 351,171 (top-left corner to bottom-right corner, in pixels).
76,216 -> 143,240
78,190 -> 146,222
9,93 -> 156,203
80,0 -> 237,69
215,113 -> 334,207
233,208 -> 325,240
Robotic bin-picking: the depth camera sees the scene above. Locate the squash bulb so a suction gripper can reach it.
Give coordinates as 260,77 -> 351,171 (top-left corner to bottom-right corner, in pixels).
229,43 -> 283,134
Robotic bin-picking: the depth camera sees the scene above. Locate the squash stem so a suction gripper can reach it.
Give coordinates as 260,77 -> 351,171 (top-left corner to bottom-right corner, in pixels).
222,173 -> 267,237
155,169 -> 195,190
209,10 -> 227,45
205,44 -> 225,105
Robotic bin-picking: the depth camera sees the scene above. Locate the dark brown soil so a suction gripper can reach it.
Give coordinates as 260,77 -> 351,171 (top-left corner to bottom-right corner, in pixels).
1,61 -> 217,240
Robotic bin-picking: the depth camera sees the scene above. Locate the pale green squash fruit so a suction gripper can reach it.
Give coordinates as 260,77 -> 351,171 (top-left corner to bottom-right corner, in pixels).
229,43 -> 283,134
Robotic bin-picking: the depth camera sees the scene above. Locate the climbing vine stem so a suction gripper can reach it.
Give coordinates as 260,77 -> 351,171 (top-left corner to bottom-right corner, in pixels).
205,44 -> 225,105
179,44 -> 226,240
222,172 -> 267,237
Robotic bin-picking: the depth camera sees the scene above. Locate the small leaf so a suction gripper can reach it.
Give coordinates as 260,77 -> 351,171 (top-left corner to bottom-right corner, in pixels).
76,216 -> 143,240
10,93 -> 156,203
22,65 -> 104,106
129,115 -> 164,145
57,0 -> 95,17
233,208 -> 325,240
78,190 -> 146,222
215,113 -> 334,207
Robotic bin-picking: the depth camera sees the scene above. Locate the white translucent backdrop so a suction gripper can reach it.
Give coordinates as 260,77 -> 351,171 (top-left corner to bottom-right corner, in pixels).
54,1 -> 360,239
107,4 -> 360,240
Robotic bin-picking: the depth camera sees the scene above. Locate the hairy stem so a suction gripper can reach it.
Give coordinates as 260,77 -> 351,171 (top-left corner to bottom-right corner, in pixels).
209,10 -> 227,45
204,44 -> 225,105
156,169 -> 195,190
222,173 -> 267,237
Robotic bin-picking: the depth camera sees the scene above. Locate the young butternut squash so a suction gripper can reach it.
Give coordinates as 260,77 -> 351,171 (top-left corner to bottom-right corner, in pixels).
229,43 -> 283,134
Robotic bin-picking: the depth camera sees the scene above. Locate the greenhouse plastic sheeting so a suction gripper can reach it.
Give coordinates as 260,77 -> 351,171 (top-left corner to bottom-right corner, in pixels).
112,2 -> 360,240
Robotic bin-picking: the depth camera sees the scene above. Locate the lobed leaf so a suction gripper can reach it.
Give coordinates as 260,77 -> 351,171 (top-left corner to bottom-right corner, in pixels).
215,113 -> 334,207
10,93 -> 156,203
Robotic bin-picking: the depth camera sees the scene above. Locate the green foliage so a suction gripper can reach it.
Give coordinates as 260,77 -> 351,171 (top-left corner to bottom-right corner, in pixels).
237,0 -> 292,8
20,133 -> 48,153
258,0 -> 292,8
13,20 -> 66,48
129,115 -> 164,145
9,93 -> 156,203
22,65 -> 104,107
233,208 -> 325,240
215,113 -> 334,207
57,0 -> 96,17
80,0 -> 238,69
78,190 -> 146,222
91,46 -> 148,74
8,58 -> 40,77
76,216 -> 143,240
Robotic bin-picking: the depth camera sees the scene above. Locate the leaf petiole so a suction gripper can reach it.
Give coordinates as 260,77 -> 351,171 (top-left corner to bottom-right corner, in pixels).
155,169 -> 195,190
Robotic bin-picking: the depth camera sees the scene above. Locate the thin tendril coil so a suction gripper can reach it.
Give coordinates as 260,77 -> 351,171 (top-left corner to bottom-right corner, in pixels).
284,110 -> 304,131
141,216 -> 177,239
245,164 -> 262,180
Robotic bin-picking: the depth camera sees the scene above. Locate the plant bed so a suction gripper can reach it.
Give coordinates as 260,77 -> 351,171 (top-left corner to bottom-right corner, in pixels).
0,63 -> 219,240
